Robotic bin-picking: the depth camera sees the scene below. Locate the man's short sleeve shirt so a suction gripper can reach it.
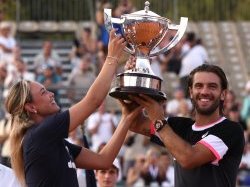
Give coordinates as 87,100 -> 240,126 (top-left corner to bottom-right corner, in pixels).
151,117 -> 245,187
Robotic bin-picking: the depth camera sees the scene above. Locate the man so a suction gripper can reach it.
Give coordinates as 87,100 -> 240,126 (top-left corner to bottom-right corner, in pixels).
87,102 -> 117,152
33,41 -> 61,76
179,35 -> 209,97
95,158 -> 121,187
0,21 -> 16,63
129,64 -> 245,187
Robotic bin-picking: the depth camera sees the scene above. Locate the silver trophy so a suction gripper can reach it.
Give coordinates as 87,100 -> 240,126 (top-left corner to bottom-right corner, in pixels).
104,1 -> 188,100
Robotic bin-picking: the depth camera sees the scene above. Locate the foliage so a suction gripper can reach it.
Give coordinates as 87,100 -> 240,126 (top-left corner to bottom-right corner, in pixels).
0,0 -> 16,20
1,0 -> 250,21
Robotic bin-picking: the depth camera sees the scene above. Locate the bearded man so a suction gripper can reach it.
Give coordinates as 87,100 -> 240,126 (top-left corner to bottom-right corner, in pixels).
128,64 -> 244,187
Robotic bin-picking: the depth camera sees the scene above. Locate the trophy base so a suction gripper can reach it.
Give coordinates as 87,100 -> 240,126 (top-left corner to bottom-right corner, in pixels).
109,86 -> 167,101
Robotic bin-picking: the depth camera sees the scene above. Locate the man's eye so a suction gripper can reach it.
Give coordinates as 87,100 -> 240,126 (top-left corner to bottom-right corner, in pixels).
195,85 -> 202,88
209,85 -> 217,89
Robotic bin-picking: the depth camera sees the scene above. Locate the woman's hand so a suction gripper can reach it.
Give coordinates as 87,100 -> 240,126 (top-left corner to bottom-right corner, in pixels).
119,99 -> 143,124
130,94 -> 166,122
107,29 -> 126,60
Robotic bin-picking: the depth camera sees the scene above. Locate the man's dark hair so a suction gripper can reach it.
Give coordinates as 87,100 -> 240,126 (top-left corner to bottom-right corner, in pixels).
188,64 -> 228,115
186,32 -> 196,42
188,64 -> 228,90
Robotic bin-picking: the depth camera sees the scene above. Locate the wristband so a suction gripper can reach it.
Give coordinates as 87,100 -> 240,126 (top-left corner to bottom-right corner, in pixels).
107,56 -> 118,64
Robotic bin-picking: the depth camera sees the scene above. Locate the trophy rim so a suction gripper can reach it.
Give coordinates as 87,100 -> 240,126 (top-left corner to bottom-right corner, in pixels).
118,72 -> 163,81
122,14 -> 170,23
109,87 -> 167,101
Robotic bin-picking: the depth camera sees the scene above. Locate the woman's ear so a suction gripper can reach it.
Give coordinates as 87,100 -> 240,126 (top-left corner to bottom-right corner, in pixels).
24,103 -> 37,114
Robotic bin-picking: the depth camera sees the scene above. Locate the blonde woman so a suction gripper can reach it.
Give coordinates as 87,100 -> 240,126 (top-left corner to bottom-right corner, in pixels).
5,29 -> 142,187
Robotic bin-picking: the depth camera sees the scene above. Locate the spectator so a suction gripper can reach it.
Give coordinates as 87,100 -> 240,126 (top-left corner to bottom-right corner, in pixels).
180,32 -> 196,57
86,102 -> 117,152
179,37 -> 209,97
113,0 -> 136,17
123,131 -> 152,180
163,47 -> 182,75
78,27 -> 97,54
224,89 -> 240,118
6,46 -> 24,69
177,99 -> 192,118
227,104 -> 247,132
0,114 -> 11,167
96,50 -> 106,73
36,64 -> 62,105
0,63 -> 7,118
71,52 -> 97,74
160,36 -> 183,75
126,154 -> 146,187
238,142 -> 250,186
0,163 -> 21,187
70,28 -> 98,70
0,21 -> 16,63
166,87 -> 192,117
66,128 -> 87,187
0,62 -> 7,84
33,41 -> 61,76
140,148 -> 166,186
12,59 -> 35,81
241,80 -> 250,130
3,59 -> 35,99
95,158 -> 122,187
96,2 -> 112,52
159,151 -> 174,187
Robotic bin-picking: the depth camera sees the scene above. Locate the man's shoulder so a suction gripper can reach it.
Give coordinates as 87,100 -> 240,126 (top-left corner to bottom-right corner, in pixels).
168,116 -> 194,125
220,118 -> 244,131
211,118 -> 245,144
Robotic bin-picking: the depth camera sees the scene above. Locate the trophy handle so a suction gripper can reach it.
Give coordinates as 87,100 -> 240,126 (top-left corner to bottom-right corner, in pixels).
150,17 -> 188,57
104,9 -> 135,55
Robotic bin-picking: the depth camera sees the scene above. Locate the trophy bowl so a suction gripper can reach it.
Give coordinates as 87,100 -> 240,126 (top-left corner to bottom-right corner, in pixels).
104,1 -> 188,101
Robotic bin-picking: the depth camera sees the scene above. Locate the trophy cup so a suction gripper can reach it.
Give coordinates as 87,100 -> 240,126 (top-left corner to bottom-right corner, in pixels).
104,1 -> 188,101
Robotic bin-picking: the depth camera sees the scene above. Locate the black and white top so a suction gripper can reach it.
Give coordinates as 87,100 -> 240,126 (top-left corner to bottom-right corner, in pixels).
151,116 -> 245,187
23,110 -> 82,187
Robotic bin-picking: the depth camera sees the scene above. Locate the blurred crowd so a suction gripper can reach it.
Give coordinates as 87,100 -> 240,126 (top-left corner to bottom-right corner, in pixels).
0,0 -> 250,186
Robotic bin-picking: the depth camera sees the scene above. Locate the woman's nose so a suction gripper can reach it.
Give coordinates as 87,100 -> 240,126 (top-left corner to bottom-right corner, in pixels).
49,91 -> 54,97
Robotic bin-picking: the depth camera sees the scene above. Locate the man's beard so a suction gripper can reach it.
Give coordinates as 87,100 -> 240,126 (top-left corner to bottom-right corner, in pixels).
191,96 -> 221,115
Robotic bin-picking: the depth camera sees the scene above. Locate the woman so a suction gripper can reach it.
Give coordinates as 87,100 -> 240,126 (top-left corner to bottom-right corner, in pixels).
5,29 -> 142,187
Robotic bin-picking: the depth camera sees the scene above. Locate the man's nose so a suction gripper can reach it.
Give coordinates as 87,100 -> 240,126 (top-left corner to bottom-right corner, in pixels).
200,86 -> 210,94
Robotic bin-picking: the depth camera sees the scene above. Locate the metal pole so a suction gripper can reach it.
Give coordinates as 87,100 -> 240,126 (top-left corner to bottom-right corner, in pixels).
15,0 -> 20,40
173,0 -> 178,22
86,0 -> 96,38
87,0 -> 94,22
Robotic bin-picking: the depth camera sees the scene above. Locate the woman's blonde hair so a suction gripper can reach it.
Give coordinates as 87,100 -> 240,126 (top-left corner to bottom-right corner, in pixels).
5,80 -> 33,186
